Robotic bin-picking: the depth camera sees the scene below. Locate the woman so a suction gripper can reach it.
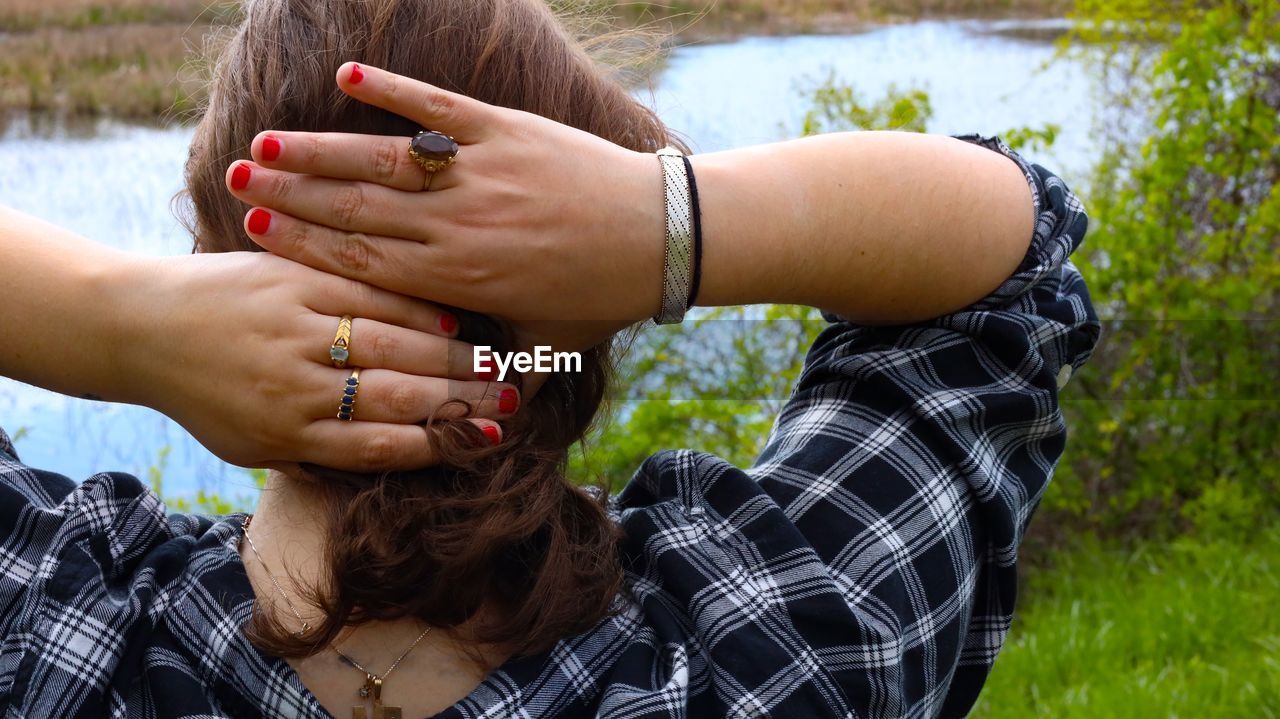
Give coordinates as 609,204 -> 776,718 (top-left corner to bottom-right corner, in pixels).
0,0 -> 1099,716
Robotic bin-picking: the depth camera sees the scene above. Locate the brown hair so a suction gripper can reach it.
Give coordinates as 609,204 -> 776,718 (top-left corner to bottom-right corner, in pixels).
181,0 -> 676,661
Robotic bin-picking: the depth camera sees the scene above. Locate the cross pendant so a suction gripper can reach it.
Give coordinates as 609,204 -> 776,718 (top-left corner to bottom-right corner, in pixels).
351,674 -> 402,719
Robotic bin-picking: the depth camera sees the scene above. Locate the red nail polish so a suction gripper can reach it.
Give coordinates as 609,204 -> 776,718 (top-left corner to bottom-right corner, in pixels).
261,136 -> 281,162
247,208 -> 272,235
230,163 -> 251,190
478,368 -> 499,382
498,389 -> 519,414
349,64 -> 364,84
481,425 -> 501,446
439,313 -> 458,333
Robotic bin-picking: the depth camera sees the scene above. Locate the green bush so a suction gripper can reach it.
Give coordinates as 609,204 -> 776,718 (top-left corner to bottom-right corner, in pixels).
1047,0 -> 1280,539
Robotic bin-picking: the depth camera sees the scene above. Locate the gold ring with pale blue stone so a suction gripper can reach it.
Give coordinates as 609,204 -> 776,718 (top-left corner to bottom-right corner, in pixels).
330,315 -> 353,368
337,368 -> 361,421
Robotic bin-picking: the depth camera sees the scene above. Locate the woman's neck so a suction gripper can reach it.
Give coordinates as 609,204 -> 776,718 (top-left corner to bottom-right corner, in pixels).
241,471 -> 508,717
246,471 -> 328,611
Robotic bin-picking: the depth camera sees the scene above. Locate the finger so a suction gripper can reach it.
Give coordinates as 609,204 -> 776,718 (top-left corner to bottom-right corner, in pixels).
305,315 -> 481,378
242,206 -> 441,299
227,160 -> 435,239
312,368 -> 520,424
336,62 -> 498,144
252,131 -> 464,193
298,418 -> 503,472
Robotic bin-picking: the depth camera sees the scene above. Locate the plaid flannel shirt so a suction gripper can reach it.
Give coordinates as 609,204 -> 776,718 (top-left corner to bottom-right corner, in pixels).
0,136 -> 1099,718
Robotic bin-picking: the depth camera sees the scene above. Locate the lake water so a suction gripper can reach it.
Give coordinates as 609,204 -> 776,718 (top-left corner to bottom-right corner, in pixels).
0,19 -> 1101,498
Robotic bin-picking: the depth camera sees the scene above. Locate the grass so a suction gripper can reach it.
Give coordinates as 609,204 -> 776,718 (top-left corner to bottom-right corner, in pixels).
0,0 -> 236,120
0,23 -> 217,120
610,0 -> 1069,28
972,526 -> 1280,717
0,0 -> 237,32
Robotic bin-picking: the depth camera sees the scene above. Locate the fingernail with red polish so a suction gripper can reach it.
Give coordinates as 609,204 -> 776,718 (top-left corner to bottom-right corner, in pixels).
247,209 -> 272,235
481,425 -> 501,446
499,389 -> 519,414
478,367 -> 499,382
230,163 -> 251,190
439,313 -> 458,334
261,136 -> 282,162
349,64 -> 364,84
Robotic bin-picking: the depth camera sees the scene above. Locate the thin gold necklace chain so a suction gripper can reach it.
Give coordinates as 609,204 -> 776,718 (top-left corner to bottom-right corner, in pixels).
241,515 -> 312,636
240,515 -> 433,685
334,626 -> 432,684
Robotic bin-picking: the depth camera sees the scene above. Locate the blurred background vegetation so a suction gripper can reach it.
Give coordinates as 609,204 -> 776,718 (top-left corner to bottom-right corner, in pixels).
2,0 -> 1277,714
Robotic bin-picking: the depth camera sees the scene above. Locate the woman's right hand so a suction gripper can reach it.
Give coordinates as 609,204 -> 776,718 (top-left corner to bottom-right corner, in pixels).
106,251 -> 518,471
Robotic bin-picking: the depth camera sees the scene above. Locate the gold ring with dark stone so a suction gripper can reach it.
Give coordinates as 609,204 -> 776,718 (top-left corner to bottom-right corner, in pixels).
337,368 -> 361,421
408,130 -> 459,175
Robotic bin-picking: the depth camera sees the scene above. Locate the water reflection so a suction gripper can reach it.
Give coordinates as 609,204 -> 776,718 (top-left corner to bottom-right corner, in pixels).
0,19 -> 1101,497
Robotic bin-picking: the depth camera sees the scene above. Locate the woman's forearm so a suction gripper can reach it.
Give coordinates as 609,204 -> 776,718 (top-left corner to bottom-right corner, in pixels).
219,66 -> 1040,350
0,205 -> 512,470
0,207 -> 139,401
690,131 -> 1034,322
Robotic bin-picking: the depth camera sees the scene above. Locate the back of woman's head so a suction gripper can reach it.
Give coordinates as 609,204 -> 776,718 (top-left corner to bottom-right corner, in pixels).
183,0 -> 674,660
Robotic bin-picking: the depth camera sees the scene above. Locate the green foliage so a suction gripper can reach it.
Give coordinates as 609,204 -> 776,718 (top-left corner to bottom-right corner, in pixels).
570,305 -> 825,486
800,70 -> 934,134
997,122 -> 1060,154
1046,0 -> 1280,537
149,446 -> 262,514
796,69 -> 1059,153
973,528 -> 1280,717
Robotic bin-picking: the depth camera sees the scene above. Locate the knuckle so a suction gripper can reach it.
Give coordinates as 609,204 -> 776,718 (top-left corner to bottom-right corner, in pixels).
344,278 -> 377,311
331,185 -> 366,227
305,135 -> 326,166
267,172 -> 295,205
419,90 -> 458,123
337,232 -> 371,272
366,329 -> 399,366
385,382 -> 424,418
457,263 -> 494,285
371,141 -> 400,184
381,73 -> 402,104
283,221 -> 311,254
358,434 -> 400,469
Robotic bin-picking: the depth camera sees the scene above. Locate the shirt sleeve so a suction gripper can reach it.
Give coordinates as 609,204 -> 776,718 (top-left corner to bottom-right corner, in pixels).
0,427 -> 171,709
747,135 -> 1101,715
0,429 -> 79,607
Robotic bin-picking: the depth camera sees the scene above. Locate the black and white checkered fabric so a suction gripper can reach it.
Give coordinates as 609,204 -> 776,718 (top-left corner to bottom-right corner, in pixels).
0,136 -> 1099,718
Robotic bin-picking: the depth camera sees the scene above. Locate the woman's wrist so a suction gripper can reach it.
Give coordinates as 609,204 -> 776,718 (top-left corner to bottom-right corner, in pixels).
617,148 -> 669,325
684,149 -> 807,311
85,252 -> 168,407
0,207 -> 152,403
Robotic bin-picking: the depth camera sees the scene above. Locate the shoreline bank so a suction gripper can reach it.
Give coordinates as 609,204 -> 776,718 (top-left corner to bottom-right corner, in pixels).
0,1 -> 1070,123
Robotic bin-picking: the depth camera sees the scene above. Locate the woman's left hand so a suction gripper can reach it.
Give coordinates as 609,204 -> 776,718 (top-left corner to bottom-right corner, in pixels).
222,63 -> 663,353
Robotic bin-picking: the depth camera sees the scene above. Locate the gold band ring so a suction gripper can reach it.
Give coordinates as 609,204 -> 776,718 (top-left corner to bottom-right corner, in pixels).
337,368 -> 361,421
330,315 -> 353,368
408,130 -> 459,181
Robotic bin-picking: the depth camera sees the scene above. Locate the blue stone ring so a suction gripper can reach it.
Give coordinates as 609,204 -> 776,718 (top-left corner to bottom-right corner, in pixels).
337,368 -> 361,421
330,315 -> 354,368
